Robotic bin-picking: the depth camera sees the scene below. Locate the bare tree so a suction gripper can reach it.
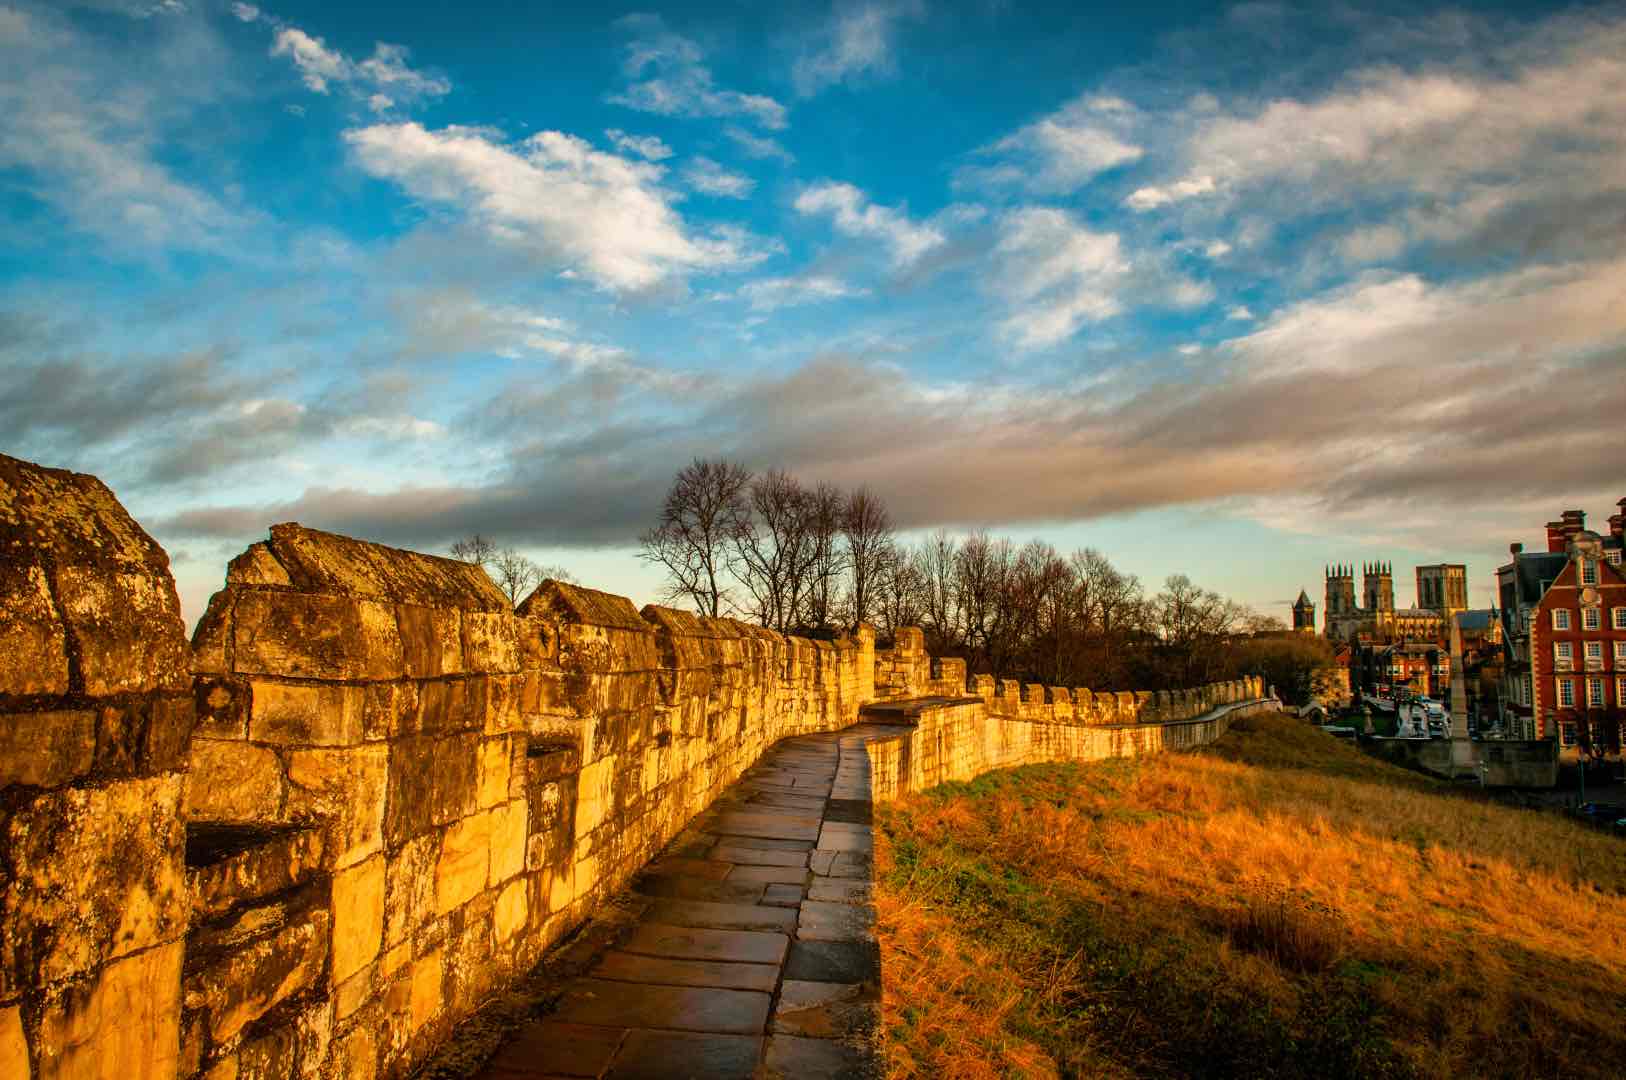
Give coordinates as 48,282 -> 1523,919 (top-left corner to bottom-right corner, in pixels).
639,459 -> 752,618
1151,574 -> 1247,687
799,482 -> 848,630
842,487 -> 892,629
874,542 -> 925,638
732,469 -> 814,632
490,548 -> 541,606
914,529 -> 961,652
450,534 -> 498,566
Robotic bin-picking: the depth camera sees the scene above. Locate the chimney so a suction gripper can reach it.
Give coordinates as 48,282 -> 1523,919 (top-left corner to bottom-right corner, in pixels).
1546,520 -> 1567,553
1610,513 -> 1625,543
1510,542 -> 1523,557
1562,509 -> 1586,540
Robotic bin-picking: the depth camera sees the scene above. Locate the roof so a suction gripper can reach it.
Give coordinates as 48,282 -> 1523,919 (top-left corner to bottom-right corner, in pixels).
1457,609 -> 1498,631
1509,551 -> 1568,606
1294,589 -> 1314,607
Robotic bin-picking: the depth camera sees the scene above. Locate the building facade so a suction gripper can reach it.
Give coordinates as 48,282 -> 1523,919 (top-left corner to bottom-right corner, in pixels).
1292,589 -> 1316,633
1498,506 -> 1626,755
1323,562 -> 1396,642
1415,563 -> 1468,621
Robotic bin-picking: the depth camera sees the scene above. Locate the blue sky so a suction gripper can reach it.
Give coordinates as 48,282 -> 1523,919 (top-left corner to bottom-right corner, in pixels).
4,0 -> 1625,629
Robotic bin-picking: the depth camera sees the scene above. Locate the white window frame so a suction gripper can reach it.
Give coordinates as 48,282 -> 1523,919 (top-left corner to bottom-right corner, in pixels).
1558,678 -> 1575,707
1555,641 -> 1573,667
1615,640 -> 1626,664
1553,608 -> 1571,630
1582,607 -> 1601,631
1588,677 -> 1605,708
1585,640 -> 1603,662
1523,674 -> 1533,705
1580,559 -> 1599,586
1612,607 -> 1626,630
1618,677 -> 1626,707
1561,719 -> 1577,745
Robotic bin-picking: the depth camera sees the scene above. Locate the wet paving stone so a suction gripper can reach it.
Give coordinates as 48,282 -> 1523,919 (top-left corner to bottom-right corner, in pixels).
783,939 -> 881,984
798,900 -> 877,942
771,980 -> 881,1039
619,923 -> 789,966
483,1019 -> 625,1078
707,844 -> 808,867
607,1031 -> 764,1080
726,865 -> 813,886
631,875 -> 767,905
552,979 -> 771,1035
644,898 -> 799,933
592,951 -> 781,992
806,879 -> 872,905
761,883 -> 806,907
762,1033 -> 882,1079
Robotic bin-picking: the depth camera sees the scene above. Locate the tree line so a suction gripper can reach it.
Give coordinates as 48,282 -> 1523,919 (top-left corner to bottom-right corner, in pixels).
639,459 -> 1331,695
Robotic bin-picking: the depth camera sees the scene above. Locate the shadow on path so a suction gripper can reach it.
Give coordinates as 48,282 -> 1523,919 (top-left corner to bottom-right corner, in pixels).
475,719 -> 911,1079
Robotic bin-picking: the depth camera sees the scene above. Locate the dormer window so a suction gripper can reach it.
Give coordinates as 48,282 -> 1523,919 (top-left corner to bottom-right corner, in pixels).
1580,559 -> 1599,586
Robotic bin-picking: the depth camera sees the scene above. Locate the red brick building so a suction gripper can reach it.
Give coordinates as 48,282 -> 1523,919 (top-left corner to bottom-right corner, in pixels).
1498,504 -> 1626,756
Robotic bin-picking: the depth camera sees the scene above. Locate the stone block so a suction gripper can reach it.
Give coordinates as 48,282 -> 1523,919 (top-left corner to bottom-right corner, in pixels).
3,775 -> 186,989
186,823 -> 324,924
573,753 -> 618,842
332,855 -> 385,985
182,900 -> 328,1045
489,799 -> 527,885
225,542 -> 291,587
33,940 -> 183,1080
186,740 -> 284,823
476,736 -> 513,809
409,948 -> 443,1036
383,735 -> 477,848
248,680 -> 364,746
461,611 -> 523,674
412,678 -> 482,735
0,710 -> 94,789
192,677 -> 246,740
396,604 -> 463,679
494,879 -> 527,943
435,812 -> 491,915
0,561 -> 68,698
286,744 -> 387,868
1,1005 -> 27,1080
383,836 -> 435,953
232,591 -> 404,681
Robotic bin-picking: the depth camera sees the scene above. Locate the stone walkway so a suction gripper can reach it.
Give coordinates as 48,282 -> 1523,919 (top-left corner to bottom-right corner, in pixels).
479,720 -> 907,1079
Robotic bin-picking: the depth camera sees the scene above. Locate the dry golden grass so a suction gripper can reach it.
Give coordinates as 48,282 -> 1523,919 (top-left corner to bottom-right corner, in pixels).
875,711 -> 1626,1079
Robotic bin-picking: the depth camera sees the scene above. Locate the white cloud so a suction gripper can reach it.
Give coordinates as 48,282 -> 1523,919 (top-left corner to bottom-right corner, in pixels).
1125,174 -> 1215,210
230,2 -> 260,21
992,208 -> 1129,349
962,93 -> 1143,194
682,156 -> 755,199
724,126 -> 795,164
1338,223 -> 1407,264
1226,305 -> 1254,321
605,129 -> 672,160
738,274 -> 869,311
270,26 -> 448,109
793,1 -> 923,97
1177,344 -> 1202,356
1204,240 -> 1231,258
794,181 -> 944,267
609,16 -> 787,130
345,123 -> 762,292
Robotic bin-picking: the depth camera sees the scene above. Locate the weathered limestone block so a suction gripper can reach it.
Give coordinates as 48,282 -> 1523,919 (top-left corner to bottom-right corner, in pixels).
331,855 -> 385,985
248,679 -> 364,746
396,604 -> 464,679
383,834 -> 437,950
33,940 -> 183,1080
0,457 -> 189,697
225,542 -> 292,588
233,592 -> 404,682
186,740 -> 285,823
3,775 -> 187,991
262,523 -> 508,611
0,711 -> 95,788
186,824 -> 324,924
435,812 -> 492,915
493,880 -> 527,943
489,800 -> 527,885
183,896 -> 329,1046
384,735 -> 477,847
461,612 -> 523,674
286,744 -> 387,868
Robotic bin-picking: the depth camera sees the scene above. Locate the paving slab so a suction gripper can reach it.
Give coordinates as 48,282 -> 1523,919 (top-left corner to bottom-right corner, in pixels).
807,879 -> 873,905
798,900 -> 877,942
643,857 -> 735,880
711,814 -> 821,842
607,1031 -> 763,1080
772,980 -> 881,1039
644,898 -> 799,933
631,875 -> 767,905
620,924 -> 789,966
484,1019 -> 626,1078
761,883 -> 806,907
727,865 -> 813,886
552,979 -> 771,1035
592,951 -> 781,992
701,835 -> 813,852
708,844 -> 808,867
762,1034 -> 882,1080
783,939 -> 881,984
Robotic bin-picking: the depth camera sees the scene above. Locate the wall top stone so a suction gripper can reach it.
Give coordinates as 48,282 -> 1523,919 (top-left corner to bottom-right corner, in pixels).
262,522 -> 509,611
519,580 -> 651,633
0,453 -> 189,698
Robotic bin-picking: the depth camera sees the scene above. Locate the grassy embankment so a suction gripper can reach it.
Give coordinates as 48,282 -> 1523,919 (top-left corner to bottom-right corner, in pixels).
876,711 -> 1626,1079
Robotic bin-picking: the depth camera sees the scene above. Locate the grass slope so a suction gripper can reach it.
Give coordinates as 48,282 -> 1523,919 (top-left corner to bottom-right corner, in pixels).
875,711 -> 1626,1079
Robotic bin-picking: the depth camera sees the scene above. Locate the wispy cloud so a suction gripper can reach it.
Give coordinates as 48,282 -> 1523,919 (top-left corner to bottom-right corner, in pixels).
268,26 -> 449,112
608,14 -> 787,130
682,156 -> 755,199
737,274 -> 869,311
961,93 -> 1143,195
345,123 -> 764,292
794,181 -> 944,267
793,1 -> 923,97
605,128 -> 673,160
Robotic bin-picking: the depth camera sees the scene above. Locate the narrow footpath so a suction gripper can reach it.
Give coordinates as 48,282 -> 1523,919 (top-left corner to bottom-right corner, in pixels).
478,717 -> 910,1079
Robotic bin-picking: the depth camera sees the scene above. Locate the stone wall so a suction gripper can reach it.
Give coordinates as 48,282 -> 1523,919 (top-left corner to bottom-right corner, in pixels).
864,678 -> 1269,802
1,455 -> 195,1080
1,449 -> 1264,1079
